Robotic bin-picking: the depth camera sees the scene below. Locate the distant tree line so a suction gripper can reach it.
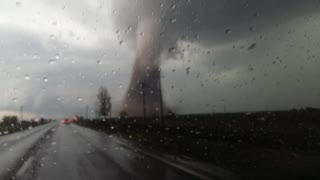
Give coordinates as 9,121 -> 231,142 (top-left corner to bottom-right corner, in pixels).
2,115 -> 18,125
0,115 -> 50,135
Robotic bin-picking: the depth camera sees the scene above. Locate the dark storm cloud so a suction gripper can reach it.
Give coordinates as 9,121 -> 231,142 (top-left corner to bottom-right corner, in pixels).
112,0 -> 320,115
113,0 -> 319,49
1,0 -> 320,118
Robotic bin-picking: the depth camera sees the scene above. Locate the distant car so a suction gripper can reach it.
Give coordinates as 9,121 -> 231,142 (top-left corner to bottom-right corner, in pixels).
61,119 -> 72,125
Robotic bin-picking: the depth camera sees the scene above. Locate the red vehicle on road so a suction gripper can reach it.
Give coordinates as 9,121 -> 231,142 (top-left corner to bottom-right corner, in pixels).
61,119 -> 72,125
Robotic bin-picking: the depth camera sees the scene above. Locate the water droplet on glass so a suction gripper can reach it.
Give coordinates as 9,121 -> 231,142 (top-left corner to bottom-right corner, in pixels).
43,77 -> 48,83
248,65 -> 254,71
170,17 -> 177,23
32,54 -> 39,59
225,28 -> 231,34
77,97 -> 83,102
97,60 -> 103,65
55,54 -> 60,60
48,59 -> 56,65
119,40 -> 124,45
24,75 -> 30,80
247,43 -> 257,50
186,67 -> 191,75
168,48 -> 176,53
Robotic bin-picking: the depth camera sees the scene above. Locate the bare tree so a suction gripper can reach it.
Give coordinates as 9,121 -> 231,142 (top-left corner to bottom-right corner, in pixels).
95,86 -> 112,118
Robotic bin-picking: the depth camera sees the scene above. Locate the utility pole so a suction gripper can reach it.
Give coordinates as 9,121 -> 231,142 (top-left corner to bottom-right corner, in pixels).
86,105 -> 89,120
141,83 -> 147,125
20,106 -> 23,121
158,75 -> 164,127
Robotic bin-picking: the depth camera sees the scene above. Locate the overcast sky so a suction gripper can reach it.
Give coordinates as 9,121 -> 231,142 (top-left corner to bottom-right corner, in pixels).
0,0 -> 320,119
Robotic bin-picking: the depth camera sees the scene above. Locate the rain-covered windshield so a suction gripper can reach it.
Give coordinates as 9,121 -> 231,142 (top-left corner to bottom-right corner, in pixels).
0,0 -> 320,179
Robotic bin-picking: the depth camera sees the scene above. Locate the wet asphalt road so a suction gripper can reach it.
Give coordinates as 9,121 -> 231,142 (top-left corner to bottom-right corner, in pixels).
16,124 -> 197,180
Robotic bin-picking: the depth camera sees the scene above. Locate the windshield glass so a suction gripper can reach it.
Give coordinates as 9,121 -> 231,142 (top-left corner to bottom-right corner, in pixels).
0,0 -> 319,179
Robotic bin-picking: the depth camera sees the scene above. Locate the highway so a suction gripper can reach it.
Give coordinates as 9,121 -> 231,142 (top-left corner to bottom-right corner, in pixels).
0,123 -> 210,180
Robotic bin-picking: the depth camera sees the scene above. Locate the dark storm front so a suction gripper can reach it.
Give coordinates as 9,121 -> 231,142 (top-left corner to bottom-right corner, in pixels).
116,0 -> 319,116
